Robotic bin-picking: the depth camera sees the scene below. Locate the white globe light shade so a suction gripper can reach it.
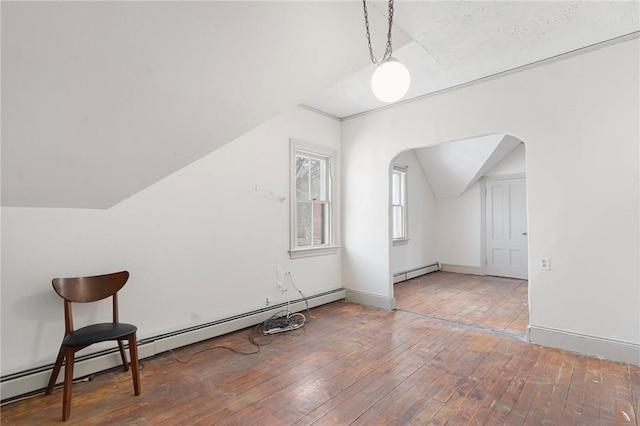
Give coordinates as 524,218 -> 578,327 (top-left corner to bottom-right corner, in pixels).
371,58 -> 410,103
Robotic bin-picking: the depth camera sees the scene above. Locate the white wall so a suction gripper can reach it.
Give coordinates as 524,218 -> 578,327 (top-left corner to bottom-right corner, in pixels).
389,150 -> 437,275
435,181 -> 484,268
342,38 -> 639,362
0,106 -> 342,375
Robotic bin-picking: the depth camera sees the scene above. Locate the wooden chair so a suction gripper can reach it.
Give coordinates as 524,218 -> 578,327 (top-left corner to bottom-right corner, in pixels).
45,271 -> 141,421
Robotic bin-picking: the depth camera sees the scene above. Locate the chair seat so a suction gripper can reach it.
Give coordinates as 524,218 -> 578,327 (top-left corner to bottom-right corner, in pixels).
62,323 -> 137,347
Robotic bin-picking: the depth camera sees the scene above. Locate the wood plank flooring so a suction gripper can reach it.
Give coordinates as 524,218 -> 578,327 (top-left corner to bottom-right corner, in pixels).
2,276 -> 638,425
394,271 -> 529,336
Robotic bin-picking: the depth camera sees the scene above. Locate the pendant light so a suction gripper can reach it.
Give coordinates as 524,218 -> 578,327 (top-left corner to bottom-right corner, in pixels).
362,0 -> 410,103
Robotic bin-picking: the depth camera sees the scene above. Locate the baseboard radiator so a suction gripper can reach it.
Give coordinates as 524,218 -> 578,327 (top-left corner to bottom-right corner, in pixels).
393,262 -> 440,284
1,288 -> 346,402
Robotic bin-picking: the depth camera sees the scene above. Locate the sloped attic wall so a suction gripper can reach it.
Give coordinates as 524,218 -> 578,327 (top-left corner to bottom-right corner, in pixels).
413,134 -> 520,198
1,1 -> 404,209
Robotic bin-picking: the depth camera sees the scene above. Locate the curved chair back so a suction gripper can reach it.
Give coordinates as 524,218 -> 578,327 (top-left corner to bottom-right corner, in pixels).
52,271 -> 129,303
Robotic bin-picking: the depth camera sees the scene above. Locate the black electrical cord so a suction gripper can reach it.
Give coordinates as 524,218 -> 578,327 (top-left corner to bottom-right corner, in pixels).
286,272 -> 311,320
170,311 -> 286,364
169,344 -> 259,364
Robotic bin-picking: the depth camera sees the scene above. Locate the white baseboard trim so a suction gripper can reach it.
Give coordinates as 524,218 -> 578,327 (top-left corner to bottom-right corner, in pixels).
528,325 -> 640,366
0,343 -> 156,403
440,263 -> 485,276
1,288 -> 346,401
393,262 -> 440,284
153,289 -> 344,353
346,289 -> 396,310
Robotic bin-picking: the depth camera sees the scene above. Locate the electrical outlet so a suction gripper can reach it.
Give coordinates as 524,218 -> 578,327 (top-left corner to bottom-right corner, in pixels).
540,258 -> 550,270
276,268 -> 284,279
266,296 -> 273,306
276,282 -> 286,293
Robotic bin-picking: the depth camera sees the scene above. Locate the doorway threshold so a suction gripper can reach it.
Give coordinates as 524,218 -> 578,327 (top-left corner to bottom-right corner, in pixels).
396,308 -> 527,342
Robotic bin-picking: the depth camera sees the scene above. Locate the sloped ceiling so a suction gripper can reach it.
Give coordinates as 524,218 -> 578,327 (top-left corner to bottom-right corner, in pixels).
1,1 -> 408,209
304,1 -> 639,118
414,135 -> 521,198
3,1 -> 638,209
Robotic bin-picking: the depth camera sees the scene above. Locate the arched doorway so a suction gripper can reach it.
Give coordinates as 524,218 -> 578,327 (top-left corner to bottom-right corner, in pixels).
389,134 -> 530,338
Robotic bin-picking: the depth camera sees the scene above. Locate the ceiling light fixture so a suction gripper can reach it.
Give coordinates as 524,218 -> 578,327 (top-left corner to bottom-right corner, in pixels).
362,0 -> 410,103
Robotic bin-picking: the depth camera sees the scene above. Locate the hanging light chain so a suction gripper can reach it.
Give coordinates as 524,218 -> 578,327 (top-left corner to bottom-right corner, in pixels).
363,0 -> 395,65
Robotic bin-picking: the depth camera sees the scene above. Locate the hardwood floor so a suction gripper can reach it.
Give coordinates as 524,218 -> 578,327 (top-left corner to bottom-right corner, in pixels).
394,271 -> 529,336
2,284 -> 638,424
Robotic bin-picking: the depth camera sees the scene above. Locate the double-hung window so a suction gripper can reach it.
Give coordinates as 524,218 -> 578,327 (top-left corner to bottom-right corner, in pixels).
391,165 -> 408,243
290,140 -> 339,258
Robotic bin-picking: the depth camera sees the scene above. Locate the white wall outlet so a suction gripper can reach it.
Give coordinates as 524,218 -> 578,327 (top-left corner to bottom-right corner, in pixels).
276,268 -> 284,279
276,282 -> 286,293
540,257 -> 550,270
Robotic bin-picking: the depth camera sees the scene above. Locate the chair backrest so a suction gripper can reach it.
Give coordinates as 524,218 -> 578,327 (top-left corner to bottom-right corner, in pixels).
52,271 -> 129,303
52,271 -> 130,334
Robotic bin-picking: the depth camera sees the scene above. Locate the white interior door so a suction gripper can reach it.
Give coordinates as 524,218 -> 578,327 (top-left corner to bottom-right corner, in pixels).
485,178 -> 528,279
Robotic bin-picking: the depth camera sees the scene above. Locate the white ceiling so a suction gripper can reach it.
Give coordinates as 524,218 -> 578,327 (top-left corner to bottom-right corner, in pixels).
304,1 -> 640,118
2,1 -> 638,209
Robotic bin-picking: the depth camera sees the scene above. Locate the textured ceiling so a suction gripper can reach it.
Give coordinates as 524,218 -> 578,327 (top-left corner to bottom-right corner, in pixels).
303,1 -> 640,118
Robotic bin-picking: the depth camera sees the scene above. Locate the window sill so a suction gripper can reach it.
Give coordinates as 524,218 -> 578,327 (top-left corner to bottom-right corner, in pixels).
289,245 -> 341,259
392,238 -> 410,247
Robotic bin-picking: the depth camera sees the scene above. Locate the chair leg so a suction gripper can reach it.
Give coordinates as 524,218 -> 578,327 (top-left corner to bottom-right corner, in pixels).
128,333 -> 141,396
45,345 -> 65,395
117,340 -> 129,372
62,348 -> 75,421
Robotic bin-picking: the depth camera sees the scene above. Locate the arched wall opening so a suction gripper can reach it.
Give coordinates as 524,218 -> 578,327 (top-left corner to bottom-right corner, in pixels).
341,36 -> 639,364
388,134 -> 529,337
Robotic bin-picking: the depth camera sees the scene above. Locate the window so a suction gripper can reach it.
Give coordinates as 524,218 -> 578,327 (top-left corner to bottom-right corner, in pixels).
391,165 -> 408,243
290,140 -> 339,258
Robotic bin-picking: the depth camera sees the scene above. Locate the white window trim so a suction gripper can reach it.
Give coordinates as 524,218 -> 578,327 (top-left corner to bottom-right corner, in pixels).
391,164 -> 408,242
289,139 -> 340,259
